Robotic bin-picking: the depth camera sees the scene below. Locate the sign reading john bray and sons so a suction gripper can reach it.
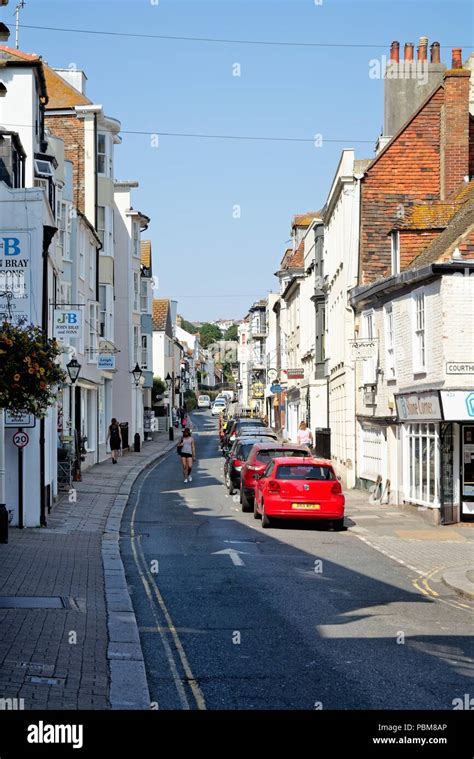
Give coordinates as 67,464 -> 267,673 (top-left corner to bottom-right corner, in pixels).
395,391 -> 442,422
0,233 -> 31,323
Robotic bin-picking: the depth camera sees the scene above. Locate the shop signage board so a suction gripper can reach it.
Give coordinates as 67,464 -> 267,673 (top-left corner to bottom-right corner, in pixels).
395,391 -> 442,422
462,426 -> 474,498
286,368 -> 304,380
0,232 -> 31,323
349,338 -> 378,361
54,309 -> 83,340
97,354 -> 115,370
267,369 -> 278,382
440,390 -> 474,421
270,384 -> 282,394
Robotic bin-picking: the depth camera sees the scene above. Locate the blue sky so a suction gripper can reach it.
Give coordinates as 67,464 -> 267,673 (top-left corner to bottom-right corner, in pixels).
4,0 -> 473,321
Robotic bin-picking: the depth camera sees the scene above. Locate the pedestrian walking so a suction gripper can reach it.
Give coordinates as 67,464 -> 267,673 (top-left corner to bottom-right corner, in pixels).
296,420 -> 313,449
177,427 -> 196,483
107,418 -> 122,464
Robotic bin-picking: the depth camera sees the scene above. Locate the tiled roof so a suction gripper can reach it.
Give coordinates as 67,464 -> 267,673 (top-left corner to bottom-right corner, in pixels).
0,45 -> 40,62
292,211 -> 322,227
140,240 -> 152,269
396,181 -> 474,231
152,299 -> 170,331
0,46 -> 47,100
288,239 -> 305,269
410,201 -> 474,267
43,64 -> 91,109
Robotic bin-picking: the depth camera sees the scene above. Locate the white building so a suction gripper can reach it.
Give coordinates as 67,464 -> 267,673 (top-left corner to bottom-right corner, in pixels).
113,181 -> 150,446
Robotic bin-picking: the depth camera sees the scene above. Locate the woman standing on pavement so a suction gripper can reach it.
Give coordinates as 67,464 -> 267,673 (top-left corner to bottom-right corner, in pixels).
296,420 -> 313,449
177,427 -> 196,483
107,418 -> 122,464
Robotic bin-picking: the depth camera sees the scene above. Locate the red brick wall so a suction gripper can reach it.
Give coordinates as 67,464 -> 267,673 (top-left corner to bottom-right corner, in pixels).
440,71 -> 470,199
360,88 -> 444,284
469,115 -> 474,181
399,230 -> 438,269
45,113 -> 85,213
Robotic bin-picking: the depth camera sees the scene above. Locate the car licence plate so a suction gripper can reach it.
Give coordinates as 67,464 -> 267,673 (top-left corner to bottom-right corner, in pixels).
291,504 -> 320,510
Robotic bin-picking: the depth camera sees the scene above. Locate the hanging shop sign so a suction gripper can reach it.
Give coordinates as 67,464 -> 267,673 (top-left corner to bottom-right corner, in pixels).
440,390 -> 474,421
270,384 -> 282,394
286,368 -> 304,380
349,338 -> 378,361
267,368 -> 278,382
54,309 -> 83,340
395,391 -> 442,422
0,233 -> 31,323
251,382 -> 265,399
97,354 -> 116,370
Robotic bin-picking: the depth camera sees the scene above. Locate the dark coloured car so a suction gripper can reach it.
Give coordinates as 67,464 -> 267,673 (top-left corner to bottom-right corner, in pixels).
224,436 -> 278,494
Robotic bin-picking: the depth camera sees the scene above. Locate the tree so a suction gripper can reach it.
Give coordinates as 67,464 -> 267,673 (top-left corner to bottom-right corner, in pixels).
180,318 -> 197,335
224,324 -> 238,341
199,323 -> 223,348
153,376 -> 166,401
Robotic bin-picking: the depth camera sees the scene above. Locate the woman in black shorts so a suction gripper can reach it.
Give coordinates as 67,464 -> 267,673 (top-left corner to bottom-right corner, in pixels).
177,427 -> 196,482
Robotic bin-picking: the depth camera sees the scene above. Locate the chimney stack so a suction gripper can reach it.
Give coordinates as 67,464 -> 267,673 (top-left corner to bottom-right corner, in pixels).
451,48 -> 462,69
441,58 -> 470,199
390,41 -> 400,63
404,42 -> 414,61
430,42 -> 440,64
417,36 -> 428,61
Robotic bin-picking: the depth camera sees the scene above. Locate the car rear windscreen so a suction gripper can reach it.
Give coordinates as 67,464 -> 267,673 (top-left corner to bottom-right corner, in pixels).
256,449 -> 307,462
240,443 -> 256,460
275,465 -> 336,481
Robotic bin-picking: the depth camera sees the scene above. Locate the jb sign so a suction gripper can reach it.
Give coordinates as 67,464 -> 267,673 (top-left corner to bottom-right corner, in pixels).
0,233 -> 31,323
54,309 -> 83,340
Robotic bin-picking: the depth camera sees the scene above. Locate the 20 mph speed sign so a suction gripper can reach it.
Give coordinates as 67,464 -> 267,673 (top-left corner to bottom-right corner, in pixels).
13,431 -> 29,449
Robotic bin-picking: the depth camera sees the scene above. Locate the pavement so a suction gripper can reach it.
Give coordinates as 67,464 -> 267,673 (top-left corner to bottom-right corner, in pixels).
0,414 -> 472,711
0,433 -> 175,710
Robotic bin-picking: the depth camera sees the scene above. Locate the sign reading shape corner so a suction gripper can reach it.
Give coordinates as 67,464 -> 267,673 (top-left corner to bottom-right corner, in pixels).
440,390 -> 474,421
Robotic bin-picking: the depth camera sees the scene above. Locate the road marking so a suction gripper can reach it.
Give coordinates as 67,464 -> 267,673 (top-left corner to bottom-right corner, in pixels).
129,450 -> 207,711
212,548 -> 247,566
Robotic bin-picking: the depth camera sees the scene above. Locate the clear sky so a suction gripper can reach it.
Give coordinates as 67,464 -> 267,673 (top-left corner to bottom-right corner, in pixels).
4,0 -> 473,321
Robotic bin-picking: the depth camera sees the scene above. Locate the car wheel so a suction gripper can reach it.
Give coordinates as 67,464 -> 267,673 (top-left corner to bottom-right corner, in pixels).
261,503 -> 272,529
227,476 -> 235,495
253,497 -> 261,519
333,518 -> 345,531
241,487 -> 252,513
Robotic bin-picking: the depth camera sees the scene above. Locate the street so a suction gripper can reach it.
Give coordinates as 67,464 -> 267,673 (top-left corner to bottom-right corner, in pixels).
121,412 -> 474,710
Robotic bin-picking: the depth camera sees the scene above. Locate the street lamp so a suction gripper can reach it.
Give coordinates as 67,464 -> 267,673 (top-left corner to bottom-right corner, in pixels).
131,362 -> 142,386
165,373 -> 174,441
66,357 -> 81,480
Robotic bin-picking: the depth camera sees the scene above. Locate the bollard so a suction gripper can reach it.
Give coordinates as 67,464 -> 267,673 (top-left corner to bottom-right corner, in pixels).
168,426 -> 174,441
0,503 -> 9,544
134,432 -> 141,453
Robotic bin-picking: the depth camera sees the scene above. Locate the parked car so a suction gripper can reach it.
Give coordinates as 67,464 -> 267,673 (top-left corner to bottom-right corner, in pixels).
197,395 -> 211,409
224,436 -> 279,494
211,398 -> 227,416
222,417 -> 266,452
219,390 -> 235,403
253,457 -> 345,529
239,442 -> 311,511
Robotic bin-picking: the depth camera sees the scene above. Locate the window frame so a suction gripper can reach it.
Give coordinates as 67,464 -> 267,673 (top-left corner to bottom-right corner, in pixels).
412,290 -> 426,373
391,231 -> 400,275
384,303 -> 396,381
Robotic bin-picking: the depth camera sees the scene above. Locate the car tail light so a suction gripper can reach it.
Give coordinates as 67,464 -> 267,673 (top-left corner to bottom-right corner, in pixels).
331,482 -> 342,495
247,465 -> 260,472
268,480 -> 280,494
233,459 -> 242,468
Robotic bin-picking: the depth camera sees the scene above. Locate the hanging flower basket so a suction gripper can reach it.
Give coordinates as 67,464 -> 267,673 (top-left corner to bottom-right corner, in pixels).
0,320 -> 66,417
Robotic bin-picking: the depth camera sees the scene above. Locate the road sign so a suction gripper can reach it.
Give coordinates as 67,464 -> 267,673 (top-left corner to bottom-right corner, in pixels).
5,411 -> 35,428
13,430 -> 29,448
270,384 -> 282,394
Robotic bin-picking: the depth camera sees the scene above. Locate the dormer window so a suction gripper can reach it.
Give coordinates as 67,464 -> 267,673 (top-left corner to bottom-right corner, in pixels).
34,159 -> 54,177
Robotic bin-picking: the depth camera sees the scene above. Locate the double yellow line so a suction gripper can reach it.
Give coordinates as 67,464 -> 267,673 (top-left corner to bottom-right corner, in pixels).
412,566 -> 472,612
129,454 -> 207,710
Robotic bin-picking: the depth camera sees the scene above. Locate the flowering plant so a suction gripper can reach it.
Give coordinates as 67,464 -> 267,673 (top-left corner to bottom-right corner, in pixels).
0,320 -> 66,417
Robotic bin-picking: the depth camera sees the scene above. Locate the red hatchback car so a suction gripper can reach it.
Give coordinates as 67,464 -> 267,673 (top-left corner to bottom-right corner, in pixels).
240,443 -> 311,512
254,457 -> 345,529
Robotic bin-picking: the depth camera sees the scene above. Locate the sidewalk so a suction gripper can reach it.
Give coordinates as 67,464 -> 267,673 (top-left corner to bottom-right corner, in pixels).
344,489 -> 474,600
0,434 -> 175,710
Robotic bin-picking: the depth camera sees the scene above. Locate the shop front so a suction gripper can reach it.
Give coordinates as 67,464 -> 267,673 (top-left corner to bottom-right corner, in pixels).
396,388 -> 474,523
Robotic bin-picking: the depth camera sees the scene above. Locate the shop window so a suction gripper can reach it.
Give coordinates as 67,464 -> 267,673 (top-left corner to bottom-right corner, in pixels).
406,423 -> 439,506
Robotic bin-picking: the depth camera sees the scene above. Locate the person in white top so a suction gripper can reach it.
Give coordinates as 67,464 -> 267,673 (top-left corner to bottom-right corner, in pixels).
296,421 -> 313,448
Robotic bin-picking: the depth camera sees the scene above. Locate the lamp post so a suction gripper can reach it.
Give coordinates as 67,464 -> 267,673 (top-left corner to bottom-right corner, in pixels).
165,373 -> 174,441
131,363 -> 142,451
66,357 -> 81,480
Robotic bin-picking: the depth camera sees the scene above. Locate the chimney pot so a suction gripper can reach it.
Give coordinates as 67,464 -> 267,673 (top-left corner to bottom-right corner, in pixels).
417,36 -> 428,61
451,48 -> 462,69
404,42 -> 414,61
430,42 -> 440,64
390,41 -> 400,63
